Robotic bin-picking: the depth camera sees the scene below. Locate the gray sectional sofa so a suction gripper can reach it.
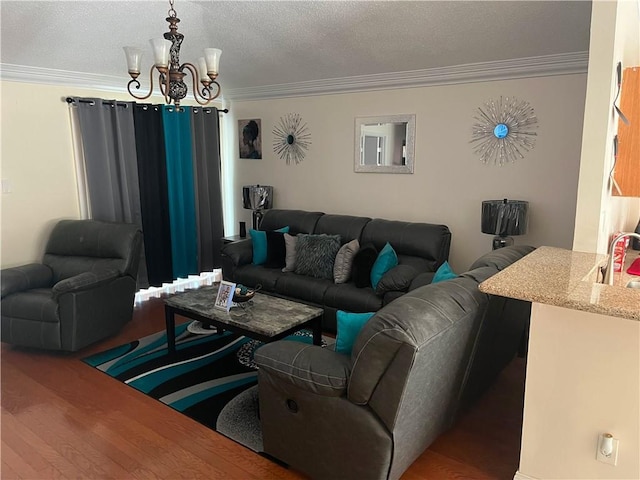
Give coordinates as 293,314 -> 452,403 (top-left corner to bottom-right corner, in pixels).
220,209 -> 452,332
255,244 -> 535,480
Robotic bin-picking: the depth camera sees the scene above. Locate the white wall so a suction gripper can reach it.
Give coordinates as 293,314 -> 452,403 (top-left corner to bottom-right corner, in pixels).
573,0 -> 640,254
1,81 -> 81,267
520,304 -> 640,479
227,74 -> 586,273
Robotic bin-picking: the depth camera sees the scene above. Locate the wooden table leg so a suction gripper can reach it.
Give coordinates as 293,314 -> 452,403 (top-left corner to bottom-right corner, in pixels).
165,306 -> 176,354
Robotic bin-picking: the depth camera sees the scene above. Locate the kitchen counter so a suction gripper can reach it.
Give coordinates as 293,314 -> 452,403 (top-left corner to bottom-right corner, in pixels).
479,246 -> 640,321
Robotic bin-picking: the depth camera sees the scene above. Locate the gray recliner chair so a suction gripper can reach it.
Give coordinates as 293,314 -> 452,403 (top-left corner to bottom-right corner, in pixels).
1,219 -> 142,352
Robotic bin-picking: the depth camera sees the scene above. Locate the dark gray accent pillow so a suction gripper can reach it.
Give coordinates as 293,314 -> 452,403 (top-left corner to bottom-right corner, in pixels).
294,234 -> 342,280
375,265 -> 418,296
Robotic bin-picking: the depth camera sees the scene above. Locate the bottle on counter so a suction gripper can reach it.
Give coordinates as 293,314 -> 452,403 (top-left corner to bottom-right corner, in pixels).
634,219 -> 640,250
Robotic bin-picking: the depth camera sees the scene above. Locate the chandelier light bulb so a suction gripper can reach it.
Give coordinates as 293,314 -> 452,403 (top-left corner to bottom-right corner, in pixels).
123,47 -> 144,74
203,48 -> 222,75
197,57 -> 208,79
149,38 -> 172,68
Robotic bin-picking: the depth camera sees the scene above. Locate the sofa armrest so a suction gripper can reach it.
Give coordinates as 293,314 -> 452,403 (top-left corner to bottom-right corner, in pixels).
1,263 -> 53,298
221,239 -> 253,267
255,341 -> 352,397
52,269 -> 121,299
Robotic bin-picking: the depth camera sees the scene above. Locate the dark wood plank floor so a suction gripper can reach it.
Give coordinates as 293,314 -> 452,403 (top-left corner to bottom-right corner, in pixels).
1,298 -> 525,479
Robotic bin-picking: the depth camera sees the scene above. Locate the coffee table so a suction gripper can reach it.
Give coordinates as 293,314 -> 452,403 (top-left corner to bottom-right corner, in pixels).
164,286 -> 324,354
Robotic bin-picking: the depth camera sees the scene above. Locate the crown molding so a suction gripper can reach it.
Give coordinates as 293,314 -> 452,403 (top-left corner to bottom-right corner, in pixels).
0,64 -> 128,93
1,51 -> 588,101
226,52 -> 589,100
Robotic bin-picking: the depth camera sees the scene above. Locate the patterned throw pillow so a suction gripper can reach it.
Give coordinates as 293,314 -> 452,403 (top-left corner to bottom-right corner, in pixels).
294,234 -> 342,280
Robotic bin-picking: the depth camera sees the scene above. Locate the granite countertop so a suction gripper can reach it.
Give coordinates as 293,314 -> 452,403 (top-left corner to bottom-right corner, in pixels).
479,246 -> 640,321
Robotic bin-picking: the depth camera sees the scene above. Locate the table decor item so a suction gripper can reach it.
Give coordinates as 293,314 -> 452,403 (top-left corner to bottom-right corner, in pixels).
214,280 -> 236,311
233,284 -> 261,303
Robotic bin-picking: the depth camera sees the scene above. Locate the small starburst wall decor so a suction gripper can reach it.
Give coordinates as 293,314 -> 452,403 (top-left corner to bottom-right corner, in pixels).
470,96 -> 538,166
273,113 -> 311,165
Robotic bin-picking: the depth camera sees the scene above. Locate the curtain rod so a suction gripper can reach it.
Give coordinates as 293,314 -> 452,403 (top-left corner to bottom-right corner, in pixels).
65,97 -> 229,114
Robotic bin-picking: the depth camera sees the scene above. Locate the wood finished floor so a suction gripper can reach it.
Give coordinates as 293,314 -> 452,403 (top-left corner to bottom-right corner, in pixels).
1,298 -> 525,479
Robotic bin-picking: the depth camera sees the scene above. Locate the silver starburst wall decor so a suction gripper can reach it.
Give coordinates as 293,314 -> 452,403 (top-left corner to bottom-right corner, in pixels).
273,113 -> 311,165
470,96 -> 538,166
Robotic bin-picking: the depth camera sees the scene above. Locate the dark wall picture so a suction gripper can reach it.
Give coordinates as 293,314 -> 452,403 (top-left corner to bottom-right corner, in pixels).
238,119 -> 262,159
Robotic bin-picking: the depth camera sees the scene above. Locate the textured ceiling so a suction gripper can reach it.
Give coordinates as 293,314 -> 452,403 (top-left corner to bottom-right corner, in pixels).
0,1 -> 592,93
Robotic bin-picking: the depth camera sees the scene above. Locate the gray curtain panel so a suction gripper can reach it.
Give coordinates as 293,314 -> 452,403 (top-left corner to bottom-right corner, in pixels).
71,98 -> 149,288
191,107 -> 224,271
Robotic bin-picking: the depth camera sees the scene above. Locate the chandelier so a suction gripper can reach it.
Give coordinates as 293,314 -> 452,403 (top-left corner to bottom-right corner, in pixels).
123,0 -> 222,106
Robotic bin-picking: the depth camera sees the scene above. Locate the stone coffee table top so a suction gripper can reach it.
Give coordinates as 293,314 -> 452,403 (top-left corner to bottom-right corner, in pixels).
164,286 -> 324,337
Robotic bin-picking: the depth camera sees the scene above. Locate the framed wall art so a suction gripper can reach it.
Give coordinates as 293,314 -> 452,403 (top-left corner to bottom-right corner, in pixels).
470,96 -> 538,166
239,119 -> 262,159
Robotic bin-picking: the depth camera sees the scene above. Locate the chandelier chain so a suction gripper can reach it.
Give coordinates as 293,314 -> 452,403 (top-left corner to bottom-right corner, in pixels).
168,0 -> 177,18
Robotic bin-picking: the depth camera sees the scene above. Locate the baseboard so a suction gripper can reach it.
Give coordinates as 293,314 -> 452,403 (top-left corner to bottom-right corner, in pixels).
514,471 -> 539,480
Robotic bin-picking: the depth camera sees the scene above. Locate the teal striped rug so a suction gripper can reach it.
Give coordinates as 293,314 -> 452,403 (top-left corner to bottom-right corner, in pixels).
83,323 -> 315,452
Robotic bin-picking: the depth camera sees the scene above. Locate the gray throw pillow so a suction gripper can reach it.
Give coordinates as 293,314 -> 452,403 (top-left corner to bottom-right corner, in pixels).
282,233 -> 298,272
295,234 -> 342,280
333,239 -> 360,284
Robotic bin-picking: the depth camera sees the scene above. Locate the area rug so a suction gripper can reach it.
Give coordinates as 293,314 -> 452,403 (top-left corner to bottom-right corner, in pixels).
83,322 -> 318,453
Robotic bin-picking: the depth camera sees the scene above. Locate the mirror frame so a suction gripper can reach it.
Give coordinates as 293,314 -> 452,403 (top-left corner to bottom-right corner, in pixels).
354,114 -> 416,174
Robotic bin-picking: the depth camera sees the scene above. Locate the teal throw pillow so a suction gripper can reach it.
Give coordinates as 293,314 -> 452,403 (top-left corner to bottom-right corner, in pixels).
249,226 -> 289,265
335,310 -> 375,355
370,242 -> 398,289
432,261 -> 457,283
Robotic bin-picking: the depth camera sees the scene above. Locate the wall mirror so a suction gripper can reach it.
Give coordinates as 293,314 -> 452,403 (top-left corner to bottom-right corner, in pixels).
354,114 -> 415,173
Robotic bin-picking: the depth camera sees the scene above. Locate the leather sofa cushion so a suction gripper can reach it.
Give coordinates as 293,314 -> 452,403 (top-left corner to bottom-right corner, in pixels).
275,273 -> 333,304
361,219 -> 451,272
43,219 -> 141,279
2,288 -> 59,323
314,214 -> 371,244
234,265 -> 282,292
260,209 -> 323,235
324,283 -> 383,313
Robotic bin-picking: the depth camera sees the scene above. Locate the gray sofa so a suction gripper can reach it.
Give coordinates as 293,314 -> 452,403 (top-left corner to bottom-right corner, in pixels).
255,245 -> 534,480
221,209 -> 452,332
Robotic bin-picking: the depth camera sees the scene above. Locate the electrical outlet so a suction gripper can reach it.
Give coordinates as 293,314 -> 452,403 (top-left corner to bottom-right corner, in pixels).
596,434 -> 619,466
